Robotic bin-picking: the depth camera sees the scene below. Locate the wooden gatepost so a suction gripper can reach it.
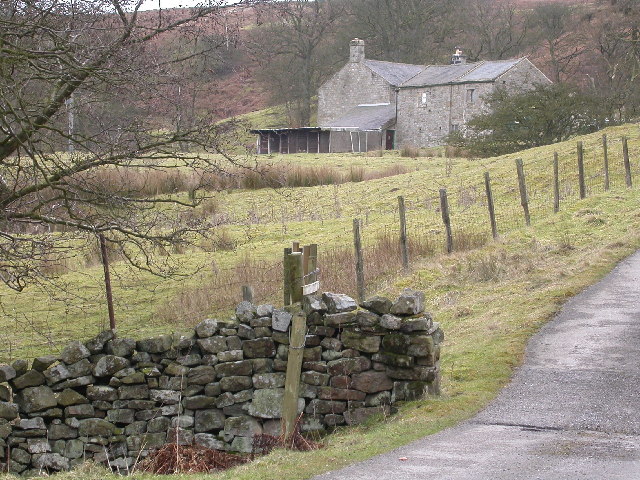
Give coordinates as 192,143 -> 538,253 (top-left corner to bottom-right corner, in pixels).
282,242 -> 319,440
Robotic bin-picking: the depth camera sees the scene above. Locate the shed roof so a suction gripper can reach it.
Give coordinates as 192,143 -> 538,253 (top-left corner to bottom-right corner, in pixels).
322,103 -> 396,131
400,58 -> 523,87
364,59 -> 426,87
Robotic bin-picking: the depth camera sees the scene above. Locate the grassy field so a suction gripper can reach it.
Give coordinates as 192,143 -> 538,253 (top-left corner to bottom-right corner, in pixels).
2,124 -> 640,479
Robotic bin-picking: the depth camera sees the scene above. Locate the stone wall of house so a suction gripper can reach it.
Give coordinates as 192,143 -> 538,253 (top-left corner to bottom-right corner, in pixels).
317,62 -> 394,127
395,59 -> 552,148
0,290 -> 442,476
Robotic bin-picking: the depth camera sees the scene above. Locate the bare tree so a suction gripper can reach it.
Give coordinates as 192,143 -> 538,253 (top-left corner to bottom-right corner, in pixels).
460,0 -> 529,62
248,0 -> 345,126
346,0 -> 455,64
0,0 -> 255,292
527,3 -> 587,83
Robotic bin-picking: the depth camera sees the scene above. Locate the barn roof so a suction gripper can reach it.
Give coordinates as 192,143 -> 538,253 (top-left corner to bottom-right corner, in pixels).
322,103 -> 396,131
401,58 -> 523,87
364,59 -> 426,87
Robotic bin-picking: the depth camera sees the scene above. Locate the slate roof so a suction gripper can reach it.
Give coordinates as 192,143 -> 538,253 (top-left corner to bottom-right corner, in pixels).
322,103 -> 396,130
401,58 -> 523,87
364,59 -> 426,87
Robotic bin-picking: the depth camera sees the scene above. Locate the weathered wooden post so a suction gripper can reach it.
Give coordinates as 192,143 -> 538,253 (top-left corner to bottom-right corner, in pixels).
398,196 -> 409,270
603,134 -> 610,191
553,152 -> 560,213
242,285 -> 253,303
515,158 -> 531,226
99,233 -> 116,332
623,136 -> 632,188
282,309 -> 306,441
484,172 -> 498,239
439,189 -> 453,253
353,219 -> 365,302
290,251 -> 304,304
283,247 -> 292,306
577,141 -> 586,199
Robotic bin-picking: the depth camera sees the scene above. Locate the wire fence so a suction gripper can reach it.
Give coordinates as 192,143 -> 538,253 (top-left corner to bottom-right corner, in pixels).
1,133 -> 638,361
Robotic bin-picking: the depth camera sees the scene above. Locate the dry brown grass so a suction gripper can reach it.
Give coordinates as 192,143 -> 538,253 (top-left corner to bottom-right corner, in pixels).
83,163 -> 413,197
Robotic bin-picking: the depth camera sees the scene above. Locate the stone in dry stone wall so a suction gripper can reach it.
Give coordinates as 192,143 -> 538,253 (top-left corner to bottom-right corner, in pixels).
0,290 -> 443,474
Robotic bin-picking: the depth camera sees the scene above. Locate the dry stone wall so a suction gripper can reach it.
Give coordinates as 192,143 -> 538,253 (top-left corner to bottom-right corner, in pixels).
0,289 -> 443,476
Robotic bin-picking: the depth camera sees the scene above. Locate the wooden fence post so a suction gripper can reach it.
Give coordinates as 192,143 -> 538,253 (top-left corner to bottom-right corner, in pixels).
353,219 -> 365,303
515,158 -> 531,226
484,172 -> 498,239
242,286 -> 253,303
282,310 -> 306,441
577,141 -> 586,199
283,247 -> 292,306
439,189 -> 453,253
603,134 -> 610,191
398,196 -> 409,270
623,136 -> 632,188
99,234 -> 116,332
553,152 -> 560,213
290,252 -> 304,304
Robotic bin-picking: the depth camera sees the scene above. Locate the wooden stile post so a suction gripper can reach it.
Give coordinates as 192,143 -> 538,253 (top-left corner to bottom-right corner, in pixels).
242,286 -> 253,303
439,189 -> 453,253
515,158 -> 531,226
290,252 -> 304,304
398,196 -> 409,270
282,309 -> 306,441
603,134 -> 610,191
353,219 -> 365,303
553,152 -> 560,213
309,244 -> 318,285
623,136 -> 632,188
99,233 -> 116,332
484,172 -> 498,239
577,141 -> 586,199
302,245 -> 310,280
283,247 -> 292,306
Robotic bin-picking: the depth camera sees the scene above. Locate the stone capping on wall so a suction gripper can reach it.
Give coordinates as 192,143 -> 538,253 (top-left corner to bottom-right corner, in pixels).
0,289 -> 443,476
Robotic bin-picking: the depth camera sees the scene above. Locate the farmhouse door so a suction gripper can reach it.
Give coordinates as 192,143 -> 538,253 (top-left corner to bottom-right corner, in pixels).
385,130 -> 395,150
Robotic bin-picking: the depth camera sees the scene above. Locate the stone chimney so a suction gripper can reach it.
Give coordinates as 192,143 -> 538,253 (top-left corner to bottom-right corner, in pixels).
451,47 -> 467,65
350,38 -> 365,63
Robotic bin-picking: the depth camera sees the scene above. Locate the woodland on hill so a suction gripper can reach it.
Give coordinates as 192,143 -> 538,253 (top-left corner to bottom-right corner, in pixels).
136,0 -> 640,128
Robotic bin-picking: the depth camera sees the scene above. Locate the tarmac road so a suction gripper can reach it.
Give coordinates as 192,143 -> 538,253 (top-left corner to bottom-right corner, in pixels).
313,251 -> 640,479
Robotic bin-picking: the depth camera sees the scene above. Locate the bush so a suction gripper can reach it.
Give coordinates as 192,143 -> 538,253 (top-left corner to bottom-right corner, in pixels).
446,84 -> 609,157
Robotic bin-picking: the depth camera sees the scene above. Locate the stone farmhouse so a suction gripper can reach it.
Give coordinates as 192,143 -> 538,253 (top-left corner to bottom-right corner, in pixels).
252,40 -> 550,154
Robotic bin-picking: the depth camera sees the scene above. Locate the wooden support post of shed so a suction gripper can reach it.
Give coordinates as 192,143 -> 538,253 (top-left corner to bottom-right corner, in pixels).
439,189 -> 453,253
282,309 -> 306,442
553,152 -> 560,213
353,219 -> 365,303
398,196 -> 409,270
577,141 -> 586,199
515,158 -> 531,226
484,172 -> 498,239
603,134 -> 610,191
623,136 -> 632,188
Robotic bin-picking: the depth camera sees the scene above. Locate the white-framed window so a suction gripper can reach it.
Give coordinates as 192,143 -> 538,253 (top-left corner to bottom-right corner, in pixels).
450,124 -> 459,133
466,88 -> 475,104
419,91 -> 428,107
